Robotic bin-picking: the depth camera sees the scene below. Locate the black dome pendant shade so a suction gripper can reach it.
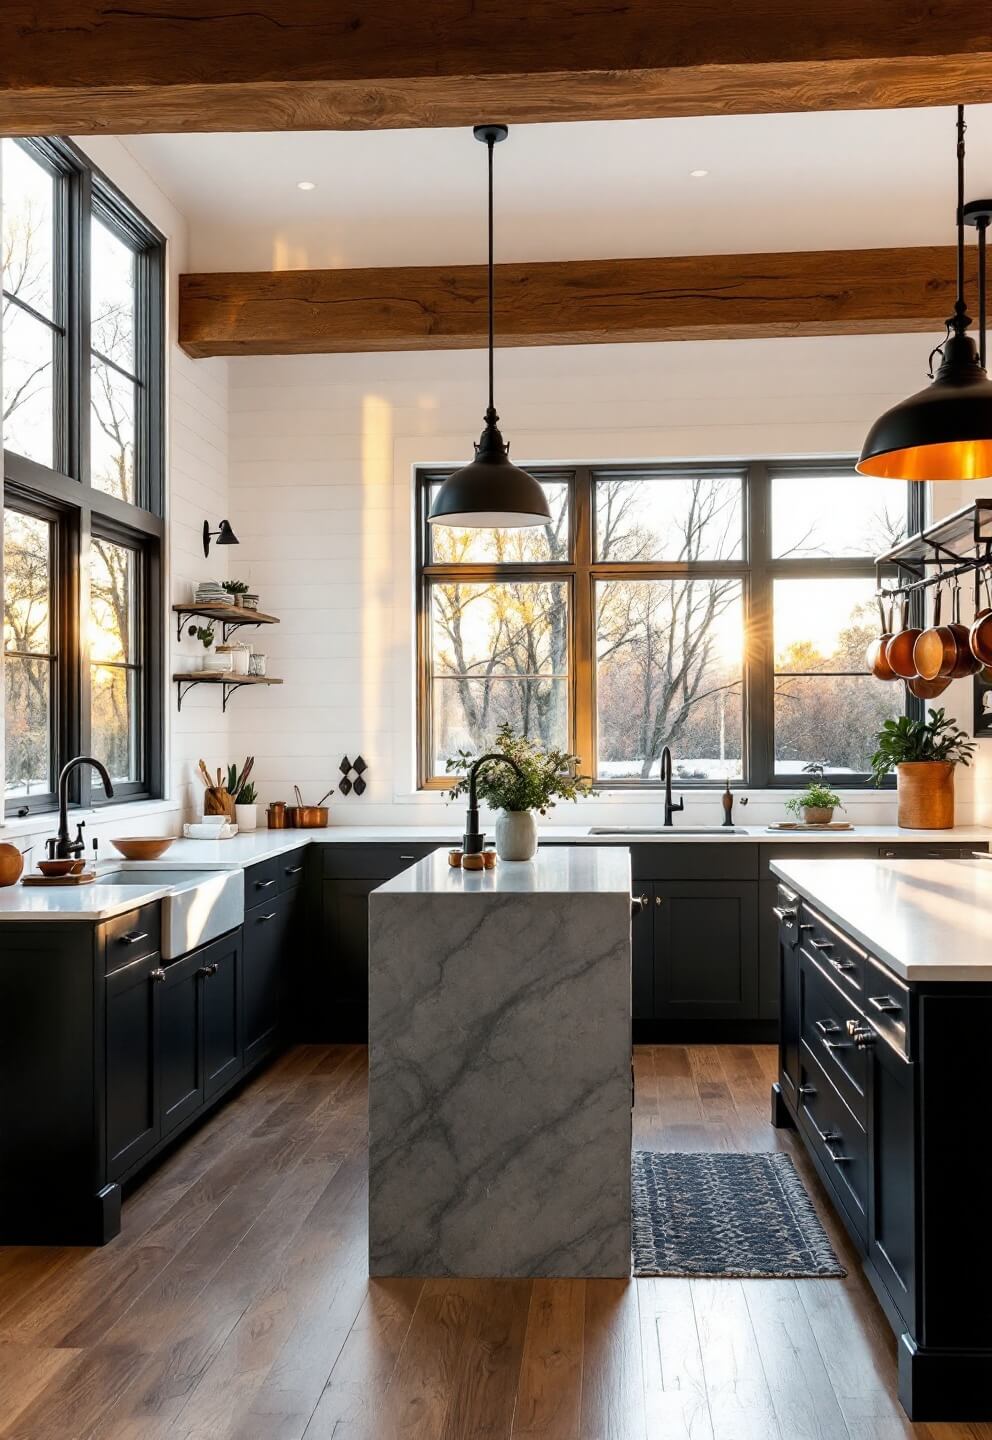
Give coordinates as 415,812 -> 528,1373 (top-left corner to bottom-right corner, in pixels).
428,125 -> 551,529
858,108 -> 992,482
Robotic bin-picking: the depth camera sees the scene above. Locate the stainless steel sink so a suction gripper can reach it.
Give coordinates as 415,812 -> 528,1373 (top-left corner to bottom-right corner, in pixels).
587,826 -> 749,836
97,867 -> 244,957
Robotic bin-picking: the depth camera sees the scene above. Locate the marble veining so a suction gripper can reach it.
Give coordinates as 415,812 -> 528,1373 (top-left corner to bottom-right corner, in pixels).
368,848 -> 632,1278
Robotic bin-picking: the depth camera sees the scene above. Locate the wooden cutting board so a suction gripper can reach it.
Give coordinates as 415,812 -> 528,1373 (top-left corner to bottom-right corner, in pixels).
766,822 -> 854,832
22,871 -> 97,886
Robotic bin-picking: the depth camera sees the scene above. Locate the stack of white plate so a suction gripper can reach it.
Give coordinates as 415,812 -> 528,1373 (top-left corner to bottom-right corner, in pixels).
194,580 -> 227,605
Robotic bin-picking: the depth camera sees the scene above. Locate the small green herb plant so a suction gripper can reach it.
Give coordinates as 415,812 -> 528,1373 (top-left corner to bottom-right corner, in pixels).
446,722 -> 592,814
785,761 -> 844,819
187,623 -> 215,649
223,579 -> 249,597
869,708 -> 975,788
226,763 -> 257,804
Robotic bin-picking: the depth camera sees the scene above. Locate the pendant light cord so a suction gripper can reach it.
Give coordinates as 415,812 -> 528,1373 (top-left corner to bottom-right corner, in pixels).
486,132 -> 496,422
980,214 -> 988,368
955,105 -> 970,332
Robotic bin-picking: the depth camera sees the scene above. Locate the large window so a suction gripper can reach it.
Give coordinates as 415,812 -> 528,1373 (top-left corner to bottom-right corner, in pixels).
417,462 -> 922,788
2,138 -> 164,815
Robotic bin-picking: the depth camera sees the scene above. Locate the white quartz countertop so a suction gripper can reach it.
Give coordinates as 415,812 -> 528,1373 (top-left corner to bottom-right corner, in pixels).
373,846 -> 633,896
0,878 -> 175,922
771,855 -> 992,982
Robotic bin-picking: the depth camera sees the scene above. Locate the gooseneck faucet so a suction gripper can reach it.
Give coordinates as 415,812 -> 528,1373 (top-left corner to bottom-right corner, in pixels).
464,752 -> 525,855
660,746 -> 684,828
52,756 -> 114,859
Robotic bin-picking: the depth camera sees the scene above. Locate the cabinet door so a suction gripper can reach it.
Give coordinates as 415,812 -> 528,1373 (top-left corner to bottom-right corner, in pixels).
316,878 -> 377,1042
631,885 -> 654,1019
159,952 -> 204,1136
200,933 -> 243,1101
653,881 -> 758,1020
106,951 -> 162,1180
243,892 -> 291,1069
868,1039 -> 917,1330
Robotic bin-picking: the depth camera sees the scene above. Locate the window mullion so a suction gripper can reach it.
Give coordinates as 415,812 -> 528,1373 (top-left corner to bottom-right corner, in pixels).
76,165 -> 92,490
573,466 -> 594,775
745,461 -> 773,787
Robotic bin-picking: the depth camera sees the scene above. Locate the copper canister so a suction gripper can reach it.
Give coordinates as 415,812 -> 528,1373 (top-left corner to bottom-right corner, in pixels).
267,801 -> 287,829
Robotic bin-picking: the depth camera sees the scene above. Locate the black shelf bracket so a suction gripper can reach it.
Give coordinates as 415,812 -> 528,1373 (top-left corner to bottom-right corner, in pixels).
175,677 -> 268,712
174,608 -> 269,644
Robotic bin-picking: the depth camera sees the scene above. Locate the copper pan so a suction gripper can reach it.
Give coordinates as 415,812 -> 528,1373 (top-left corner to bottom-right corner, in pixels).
912,585 -> 953,681
970,571 -> 992,667
946,584 -> 981,677
907,674 -> 952,700
865,596 -> 897,680
885,597 -> 922,679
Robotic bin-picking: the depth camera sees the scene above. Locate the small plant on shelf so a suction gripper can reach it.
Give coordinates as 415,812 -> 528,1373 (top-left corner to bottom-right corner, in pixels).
222,579 -> 250,606
187,623 -> 216,670
784,761 -> 845,826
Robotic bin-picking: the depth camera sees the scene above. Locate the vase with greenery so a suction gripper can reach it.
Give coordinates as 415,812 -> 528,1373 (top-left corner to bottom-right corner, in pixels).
870,708 -> 975,830
187,623 -> 215,671
446,723 -> 592,860
785,761 -> 845,826
227,763 -> 259,831
223,579 -> 249,608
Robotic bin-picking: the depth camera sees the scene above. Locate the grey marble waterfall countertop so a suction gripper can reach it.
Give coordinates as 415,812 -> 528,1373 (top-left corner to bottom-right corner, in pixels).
374,844 -> 633,896
771,855 -> 992,982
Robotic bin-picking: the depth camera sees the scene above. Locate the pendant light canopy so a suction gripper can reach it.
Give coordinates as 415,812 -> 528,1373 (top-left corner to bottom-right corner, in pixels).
858,107 -> 992,482
428,125 -> 551,529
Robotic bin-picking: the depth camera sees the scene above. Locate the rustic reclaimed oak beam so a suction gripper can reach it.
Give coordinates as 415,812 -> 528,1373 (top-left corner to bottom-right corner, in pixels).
1,1 -> 990,134
179,247 -> 976,357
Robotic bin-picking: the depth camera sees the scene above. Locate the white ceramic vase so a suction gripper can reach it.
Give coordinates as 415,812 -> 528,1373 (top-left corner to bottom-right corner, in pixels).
495,809 -> 538,861
235,803 -> 257,832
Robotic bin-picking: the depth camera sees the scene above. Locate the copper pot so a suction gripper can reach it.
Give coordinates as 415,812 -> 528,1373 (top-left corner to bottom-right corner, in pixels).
946,585 -> 981,677
912,585 -> 953,681
287,806 -> 329,828
906,674 -> 952,699
866,596 -> 897,681
885,597 -> 922,679
970,572 -> 992,667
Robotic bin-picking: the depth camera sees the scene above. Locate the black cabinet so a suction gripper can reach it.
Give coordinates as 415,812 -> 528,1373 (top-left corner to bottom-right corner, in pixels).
201,932 -> 242,1099
243,890 -> 292,1067
631,884 -> 654,1019
653,880 -> 758,1021
106,950 -> 162,1177
868,1034 -> 916,1332
314,877 -> 379,1042
158,951 -> 204,1137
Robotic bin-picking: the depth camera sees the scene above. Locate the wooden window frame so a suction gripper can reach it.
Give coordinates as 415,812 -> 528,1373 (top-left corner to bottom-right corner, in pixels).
2,137 -> 165,818
416,461 -> 923,792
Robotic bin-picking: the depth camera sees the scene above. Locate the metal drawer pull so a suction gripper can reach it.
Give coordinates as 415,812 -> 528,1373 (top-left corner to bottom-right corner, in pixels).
809,939 -> 834,951
821,1129 -> 852,1163
285,864 -> 304,875
258,912 -> 278,923
119,930 -> 150,946
255,877 -> 275,889
798,1083 -> 817,1097
400,854 -> 415,860
846,1019 -> 877,1049
197,962 -> 219,978
150,967 -> 166,983
772,906 -> 797,923
631,894 -> 648,916
814,1018 -> 841,1036
868,994 -> 902,1015
828,956 -> 857,974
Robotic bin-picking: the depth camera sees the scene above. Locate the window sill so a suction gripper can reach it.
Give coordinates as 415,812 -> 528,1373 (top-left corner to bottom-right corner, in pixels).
0,796 -> 179,838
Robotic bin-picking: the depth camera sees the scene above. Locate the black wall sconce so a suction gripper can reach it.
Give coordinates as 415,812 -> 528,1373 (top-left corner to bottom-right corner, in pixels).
202,518 -> 239,558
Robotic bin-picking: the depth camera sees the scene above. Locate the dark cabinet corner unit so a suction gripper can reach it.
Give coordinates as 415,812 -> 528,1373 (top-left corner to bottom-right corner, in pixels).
771,881 -> 992,1422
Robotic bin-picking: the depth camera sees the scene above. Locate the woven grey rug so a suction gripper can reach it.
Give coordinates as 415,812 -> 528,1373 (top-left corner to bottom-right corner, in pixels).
632,1151 -> 845,1278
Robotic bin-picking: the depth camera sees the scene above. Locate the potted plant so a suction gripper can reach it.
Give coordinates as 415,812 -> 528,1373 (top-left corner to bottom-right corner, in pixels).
785,761 -> 845,826
228,763 -> 258,831
446,722 -> 592,860
870,707 -> 975,829
222,579 -> 250,608
186,623 -> 216,670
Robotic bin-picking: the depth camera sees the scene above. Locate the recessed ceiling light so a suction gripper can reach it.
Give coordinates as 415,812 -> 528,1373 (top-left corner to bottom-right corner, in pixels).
297,180 -> 316,191
689,169 -> 709,179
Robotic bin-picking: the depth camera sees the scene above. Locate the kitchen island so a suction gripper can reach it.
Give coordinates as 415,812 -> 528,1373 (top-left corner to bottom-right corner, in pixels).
367,845 -> 633,1278
770,854 -> 992,1422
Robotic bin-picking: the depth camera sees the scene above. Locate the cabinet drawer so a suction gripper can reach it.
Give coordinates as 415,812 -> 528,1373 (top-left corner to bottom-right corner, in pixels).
877,843 -> 971,859
320,844 -> 438,879
244,856 -> 281,901
801,949 -> 867,1122
800,902 -> 865,997
863,956 -> 910,1058
799,1041 -> 868,1238
278,848 -> 307,892
103,903 -> 161,974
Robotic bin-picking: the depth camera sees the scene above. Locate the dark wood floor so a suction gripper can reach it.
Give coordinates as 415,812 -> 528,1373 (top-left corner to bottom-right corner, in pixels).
0,1043 -> 987,1440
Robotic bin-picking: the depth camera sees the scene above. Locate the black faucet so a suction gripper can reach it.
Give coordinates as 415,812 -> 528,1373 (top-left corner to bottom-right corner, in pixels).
51,756 -> 114,859
463,752 -> 525,855
660,745 -> 684,828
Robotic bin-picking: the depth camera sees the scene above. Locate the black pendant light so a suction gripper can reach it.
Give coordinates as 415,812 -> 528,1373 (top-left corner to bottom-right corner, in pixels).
428,125 -> 551,529
858,106 -> 992,482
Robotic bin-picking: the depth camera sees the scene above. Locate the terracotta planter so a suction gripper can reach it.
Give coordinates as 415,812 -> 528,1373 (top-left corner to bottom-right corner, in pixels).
896,761 -> 955,830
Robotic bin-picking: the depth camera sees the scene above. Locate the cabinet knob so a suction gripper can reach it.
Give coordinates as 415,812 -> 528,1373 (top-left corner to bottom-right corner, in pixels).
845,1018 -> 877,1049
197,962 -> 219,978
631,894 -> 648,916
655,895 -> 662,907
149,967 -> 166,983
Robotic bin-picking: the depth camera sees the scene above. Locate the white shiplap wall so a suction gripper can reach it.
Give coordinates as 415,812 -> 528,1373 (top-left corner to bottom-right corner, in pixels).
226,332 -> 974,828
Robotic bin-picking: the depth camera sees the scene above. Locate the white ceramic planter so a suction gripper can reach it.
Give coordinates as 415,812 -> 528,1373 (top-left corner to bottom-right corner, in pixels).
495,809 -> 538,861
235,803 -> 258,832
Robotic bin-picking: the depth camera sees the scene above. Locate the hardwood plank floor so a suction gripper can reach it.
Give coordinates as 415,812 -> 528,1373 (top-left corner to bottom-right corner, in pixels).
0,1043 -> 987,1440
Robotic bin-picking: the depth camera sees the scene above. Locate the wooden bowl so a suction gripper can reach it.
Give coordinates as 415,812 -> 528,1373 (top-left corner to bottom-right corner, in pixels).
0,843 -> 25,886
37,858 -> 86,877
109,837 -> 177,861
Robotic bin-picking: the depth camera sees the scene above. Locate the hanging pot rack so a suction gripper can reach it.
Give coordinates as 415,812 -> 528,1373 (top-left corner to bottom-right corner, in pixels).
874,498 -> 992,598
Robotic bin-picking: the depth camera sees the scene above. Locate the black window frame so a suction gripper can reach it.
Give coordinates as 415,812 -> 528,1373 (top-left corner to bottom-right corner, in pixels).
2,136 -> 165,818
416,459 -> 924,791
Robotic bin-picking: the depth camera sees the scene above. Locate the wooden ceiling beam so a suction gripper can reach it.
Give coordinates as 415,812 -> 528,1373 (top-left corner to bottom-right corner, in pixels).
1,1 -> 990,134
178,246 -> 977,357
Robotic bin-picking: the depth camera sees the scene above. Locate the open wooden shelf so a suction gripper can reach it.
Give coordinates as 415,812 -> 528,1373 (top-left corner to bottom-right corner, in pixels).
172,601 -> 280,642
173,672 -> 282,712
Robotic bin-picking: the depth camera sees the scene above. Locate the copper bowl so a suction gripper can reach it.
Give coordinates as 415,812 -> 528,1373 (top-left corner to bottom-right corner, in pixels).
37,858 -> 86,877
109,837 -> 178,861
